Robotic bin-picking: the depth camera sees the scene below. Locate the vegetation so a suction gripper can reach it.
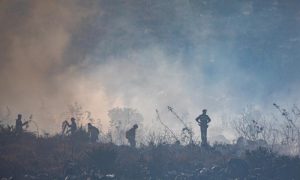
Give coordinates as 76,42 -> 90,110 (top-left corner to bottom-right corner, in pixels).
1,104 -> 300,179
0,127 -> 300,179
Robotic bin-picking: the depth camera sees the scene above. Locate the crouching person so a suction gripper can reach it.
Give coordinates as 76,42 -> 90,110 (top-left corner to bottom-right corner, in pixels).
126,124 -> 138,148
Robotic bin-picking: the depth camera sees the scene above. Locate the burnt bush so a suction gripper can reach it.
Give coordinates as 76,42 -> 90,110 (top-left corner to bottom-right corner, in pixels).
245,147 -> 300,179
85,144 -> 117,174
1,130 -> 300,179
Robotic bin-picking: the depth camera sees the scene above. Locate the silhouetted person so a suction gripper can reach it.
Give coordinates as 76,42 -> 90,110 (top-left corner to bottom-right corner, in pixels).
15,114 -> 30,136
195,109 -> 211,146
66,117 -> 77,136
87,123 -> 99,143
126,124 -> 138,147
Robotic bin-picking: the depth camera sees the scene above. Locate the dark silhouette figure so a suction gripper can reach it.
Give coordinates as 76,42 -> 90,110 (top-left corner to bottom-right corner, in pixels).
195,109 -> 211,146
65,117 -> 77,136
15,114 -> 30,136
126,124 -> 138,147
87,123 -> 99,143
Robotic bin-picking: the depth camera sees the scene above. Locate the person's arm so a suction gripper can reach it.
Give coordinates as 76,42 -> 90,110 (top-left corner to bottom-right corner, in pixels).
195,115 -> 200,123
207,116 -> 211,123
65,122 -> 71,134
66,121 -> 71,127
22,121 -> 30,126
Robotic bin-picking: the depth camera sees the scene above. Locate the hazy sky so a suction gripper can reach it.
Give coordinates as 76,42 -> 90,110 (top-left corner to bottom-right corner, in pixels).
0,0 -> 300,138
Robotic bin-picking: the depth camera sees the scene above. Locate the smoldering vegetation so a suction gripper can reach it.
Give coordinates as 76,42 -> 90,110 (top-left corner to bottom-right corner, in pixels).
1,103 -> 300,180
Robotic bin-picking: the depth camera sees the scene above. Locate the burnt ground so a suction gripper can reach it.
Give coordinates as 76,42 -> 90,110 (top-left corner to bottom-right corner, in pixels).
0,130 -> 300,180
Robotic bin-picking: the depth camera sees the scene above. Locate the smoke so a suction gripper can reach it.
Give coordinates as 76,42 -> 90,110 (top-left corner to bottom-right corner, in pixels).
0,1 -> 99,131
1,0 -> 300,140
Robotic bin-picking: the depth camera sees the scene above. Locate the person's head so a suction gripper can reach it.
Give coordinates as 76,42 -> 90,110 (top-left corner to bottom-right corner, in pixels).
71,117 -> 76,122
17,114 -> 22,119
88,123 -> 92,127
202,109 -> 207,114
133,124 -> 138,129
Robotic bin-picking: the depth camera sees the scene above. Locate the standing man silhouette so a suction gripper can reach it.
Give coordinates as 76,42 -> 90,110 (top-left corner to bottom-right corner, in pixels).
195,109 -> 211,146
66,117 -> 77,136
87,123 -> 100,143
15,114 -> 30,136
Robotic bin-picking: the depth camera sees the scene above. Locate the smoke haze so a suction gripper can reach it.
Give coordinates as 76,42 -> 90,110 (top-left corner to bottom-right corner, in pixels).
1,0 -> 300,139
